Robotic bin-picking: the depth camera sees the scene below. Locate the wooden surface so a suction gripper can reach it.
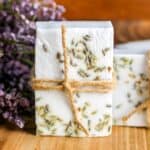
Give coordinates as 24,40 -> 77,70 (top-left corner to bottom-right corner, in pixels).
56,0 -> 150,19
0,125 -> 149,150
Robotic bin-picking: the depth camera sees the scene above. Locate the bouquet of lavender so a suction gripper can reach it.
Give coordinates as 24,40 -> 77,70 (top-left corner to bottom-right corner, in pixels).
0,0 -> 65,128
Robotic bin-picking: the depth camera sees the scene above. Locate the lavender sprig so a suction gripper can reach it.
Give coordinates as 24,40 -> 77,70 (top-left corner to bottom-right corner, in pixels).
0,0 -> 65,128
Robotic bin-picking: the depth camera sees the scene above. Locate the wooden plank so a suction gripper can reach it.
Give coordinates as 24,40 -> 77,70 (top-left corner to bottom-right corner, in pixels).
1,128 -> 37,150
0,127 -> 10,150
0,125 -> 149,150
56,0 -> 150,19
147,129 -> 150,150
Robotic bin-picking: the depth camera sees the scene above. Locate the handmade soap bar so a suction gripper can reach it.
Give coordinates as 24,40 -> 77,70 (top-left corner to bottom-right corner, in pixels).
113,49 -> 149,127
35,21 -> 113,137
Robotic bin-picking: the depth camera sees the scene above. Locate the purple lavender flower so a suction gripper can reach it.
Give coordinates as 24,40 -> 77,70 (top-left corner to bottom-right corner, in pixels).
0,0 -> 65,128
0,90 -> 30,128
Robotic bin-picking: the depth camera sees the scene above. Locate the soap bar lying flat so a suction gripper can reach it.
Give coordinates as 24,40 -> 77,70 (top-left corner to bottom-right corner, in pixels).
35,21 -> 113,137
113,49 -> 149,127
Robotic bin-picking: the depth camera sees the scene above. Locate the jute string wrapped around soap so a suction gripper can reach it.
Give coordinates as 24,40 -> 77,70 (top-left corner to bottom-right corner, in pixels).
32,25 -> 115,135
122,51 -> 150,127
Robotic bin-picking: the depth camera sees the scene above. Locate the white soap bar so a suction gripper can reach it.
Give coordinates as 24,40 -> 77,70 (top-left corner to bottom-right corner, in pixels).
35,21 -> 114,137
116,40 -> 150,51
113,49 -> 149,127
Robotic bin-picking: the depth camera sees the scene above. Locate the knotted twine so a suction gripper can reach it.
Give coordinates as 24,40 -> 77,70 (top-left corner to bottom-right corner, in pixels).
122,51 -> 150,127
32,25 -> 115,135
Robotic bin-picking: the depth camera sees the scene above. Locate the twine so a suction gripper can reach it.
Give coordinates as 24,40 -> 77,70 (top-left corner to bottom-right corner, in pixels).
122,51 -> 150,127
33,25 -> 115,135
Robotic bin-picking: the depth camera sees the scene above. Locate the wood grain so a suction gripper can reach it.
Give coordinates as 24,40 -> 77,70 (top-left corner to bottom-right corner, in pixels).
0,125 -> 149,150
56,0 -> 150,20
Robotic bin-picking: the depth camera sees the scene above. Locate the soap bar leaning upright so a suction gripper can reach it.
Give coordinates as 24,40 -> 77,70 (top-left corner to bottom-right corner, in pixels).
113,49 -> 149,127
35,21 -> 114,137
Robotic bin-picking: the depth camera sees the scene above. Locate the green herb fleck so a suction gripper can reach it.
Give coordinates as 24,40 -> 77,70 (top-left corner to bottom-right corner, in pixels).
95,114 -> 111,132
91,110 -> 98,115
83,35 -> 91,41
35,97 -> 42,102
106,104 -> 112,108
94,66 -> 106,73
42,43 -> 48,52
88,120 -> 91,131
102,48 -> 110,56
115,104 -> 122,109
78,69 -> 89,78
127,92 -> 131,98
56,52 -> 64,63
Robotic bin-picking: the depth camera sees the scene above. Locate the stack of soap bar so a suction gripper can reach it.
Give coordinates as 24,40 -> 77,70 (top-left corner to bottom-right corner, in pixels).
113,49 -> 149,127
35,21 -> 113,137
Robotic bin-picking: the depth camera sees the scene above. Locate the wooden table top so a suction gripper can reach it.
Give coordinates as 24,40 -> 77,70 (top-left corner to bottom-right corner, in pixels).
0,125 -> 149,150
